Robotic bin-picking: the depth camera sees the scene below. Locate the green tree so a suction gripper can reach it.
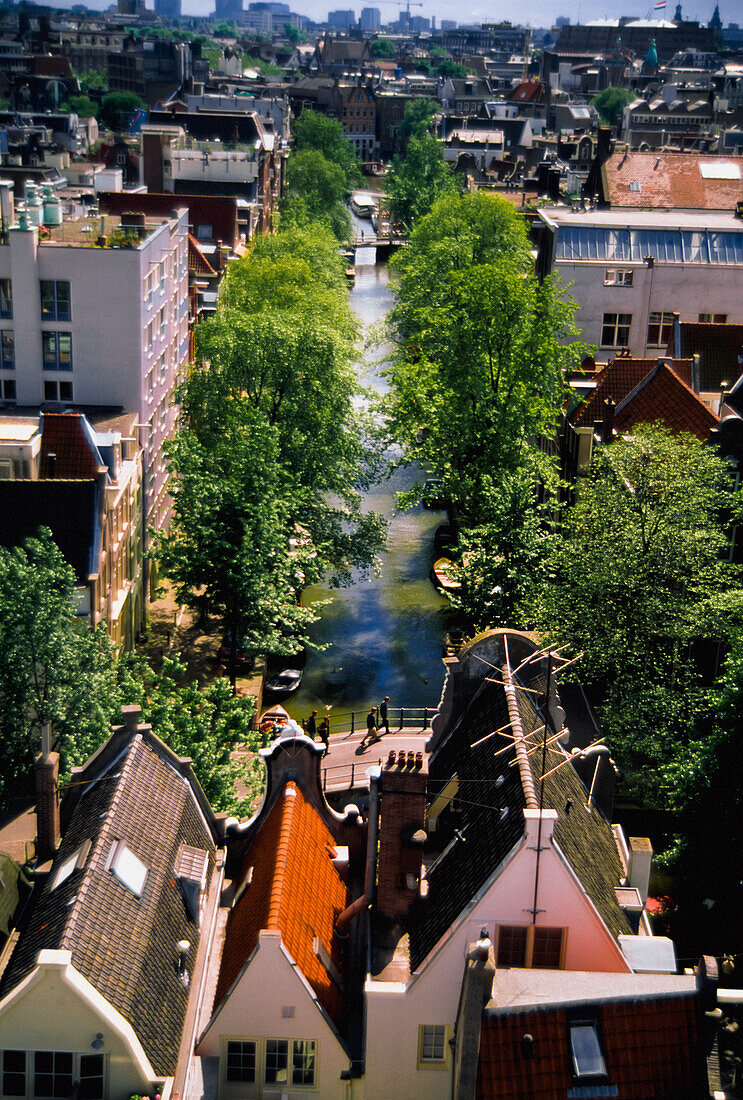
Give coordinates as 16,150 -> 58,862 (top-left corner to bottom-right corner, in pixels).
212,19 -> 237,36
534,424 -> 743,792
99,91 -> 145,130
370,36 -> 396,58
61,94 -> 98,119
0,530 -> 121,805
591,85 -> 633,128
292,109 -> 361,186
382,192 -> 583,523
384,132 -> 458,232
283,149 -> 352,240
398,97 -> 439,142
76,69 -> 108,92
436,59 -> 471,78
284,22 -> 301,43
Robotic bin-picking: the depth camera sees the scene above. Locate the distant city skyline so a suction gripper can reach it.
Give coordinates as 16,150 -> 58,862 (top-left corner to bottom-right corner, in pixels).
48,0 -> 727,27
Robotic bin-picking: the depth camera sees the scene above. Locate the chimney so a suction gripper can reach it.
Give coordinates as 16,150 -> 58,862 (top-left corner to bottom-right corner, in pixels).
376,750 -> 427,920
36,721 -> 60,863
691,353 -> 701,394
452,935 -> 495,1100
628,836 -> 653,904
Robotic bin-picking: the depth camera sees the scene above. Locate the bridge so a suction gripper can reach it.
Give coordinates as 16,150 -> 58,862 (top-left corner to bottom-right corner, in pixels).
352,233 -> 405,259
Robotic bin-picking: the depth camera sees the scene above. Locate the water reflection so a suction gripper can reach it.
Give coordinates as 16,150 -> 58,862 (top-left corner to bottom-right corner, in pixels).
285,257 -> 449,722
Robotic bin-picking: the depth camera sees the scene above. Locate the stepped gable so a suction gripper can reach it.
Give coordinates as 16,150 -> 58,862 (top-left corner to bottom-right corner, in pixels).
214,780 -> 349,1028
408,634 -> 631,973
0,725 -> 217,1076
571,356 -> 692,428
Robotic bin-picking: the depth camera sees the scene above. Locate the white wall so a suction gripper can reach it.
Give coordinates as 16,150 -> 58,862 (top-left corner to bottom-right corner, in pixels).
197,931 -> 352,1100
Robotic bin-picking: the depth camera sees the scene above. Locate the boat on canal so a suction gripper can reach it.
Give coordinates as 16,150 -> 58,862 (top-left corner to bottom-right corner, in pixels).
431,556 -> 462,592
350,192 -> 377,219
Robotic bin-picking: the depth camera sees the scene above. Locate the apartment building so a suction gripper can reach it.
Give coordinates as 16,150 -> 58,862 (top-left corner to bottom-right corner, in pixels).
0,185 -> 189,537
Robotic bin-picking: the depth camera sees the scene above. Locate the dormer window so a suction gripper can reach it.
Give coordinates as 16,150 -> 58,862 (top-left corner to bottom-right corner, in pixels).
108,840 -> 147,897
176,843 -> 208,924
569,1021 -> 607,1079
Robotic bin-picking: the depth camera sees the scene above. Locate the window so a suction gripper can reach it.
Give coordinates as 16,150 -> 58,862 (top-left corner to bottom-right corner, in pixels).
44,380 -> 73,403
699,312 -> 728,323
0,279 -> 11,319
496,925 -> 565,969
78,1055 -> 104,1100
226,1041 -> 256,1083
291,1040 -> 316,1086
419,1024 -> 447,1064
604,267 -> 634,286
42,333 -> 72,371
647,310 -> 675,347
265,1039 -> 288,1084
35,1051 -> 73,1098
40,281 -> 71,322
1,331 -> 14,369
601,312 -> 632,347
569,1022 -> 607,1079
2,1051 -> 25,1096
0,379 -> 15,402
109,842 -> 147,896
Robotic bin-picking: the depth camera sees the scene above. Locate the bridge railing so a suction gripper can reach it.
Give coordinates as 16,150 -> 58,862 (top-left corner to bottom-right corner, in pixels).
303,706 -> 434,737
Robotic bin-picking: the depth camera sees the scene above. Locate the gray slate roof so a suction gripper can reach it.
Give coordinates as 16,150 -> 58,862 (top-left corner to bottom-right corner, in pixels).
409,639 -> 632,971
0,728 -> 217,1077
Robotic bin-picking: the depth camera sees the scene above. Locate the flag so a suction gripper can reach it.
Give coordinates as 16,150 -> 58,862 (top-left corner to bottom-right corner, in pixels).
653,0 -> 666,8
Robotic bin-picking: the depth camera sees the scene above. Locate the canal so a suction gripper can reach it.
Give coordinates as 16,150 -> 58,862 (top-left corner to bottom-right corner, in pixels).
285,235 -> 450,725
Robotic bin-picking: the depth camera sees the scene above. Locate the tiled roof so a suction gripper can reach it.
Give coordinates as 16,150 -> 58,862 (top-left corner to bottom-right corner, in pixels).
0,479 -> 98,582
40,413 -> 101,479
0,731 -> 216,1077
602,150 -> 743,210
613,362 -> 718,439
476,994 -> 704,1099
676,321 -> 743,392
571,357 -> 692,427
188,233 -> 217,277
214,781 -> 348,1028
408,644 -> 632,972
506,81 -> 544,103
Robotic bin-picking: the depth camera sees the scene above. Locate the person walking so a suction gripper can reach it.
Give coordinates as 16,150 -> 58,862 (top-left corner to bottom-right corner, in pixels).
362,706 -> 378,748
379,695 -> 390,735
318,715 -> 330,749
306,710 -> 318,740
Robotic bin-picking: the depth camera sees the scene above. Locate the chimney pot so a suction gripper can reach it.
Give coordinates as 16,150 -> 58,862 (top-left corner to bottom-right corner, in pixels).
388,750 -> 397,766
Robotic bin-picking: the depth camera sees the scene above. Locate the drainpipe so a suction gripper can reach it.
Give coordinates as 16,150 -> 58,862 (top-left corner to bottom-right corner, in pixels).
336,767 -> 380,936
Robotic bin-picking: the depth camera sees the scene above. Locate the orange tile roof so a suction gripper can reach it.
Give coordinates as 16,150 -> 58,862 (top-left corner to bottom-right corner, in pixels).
188,233 -> 217,278
603,150 -> 743,210
571,357 -> 692,428
41,413 -> 101,479
614,362 -> 718,439
476,994 -> 703,1099
214,781 -> 348,1027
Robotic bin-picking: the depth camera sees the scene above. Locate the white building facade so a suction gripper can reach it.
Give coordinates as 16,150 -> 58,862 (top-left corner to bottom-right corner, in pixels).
538,207 -> 743,361
0,206 -> 189,534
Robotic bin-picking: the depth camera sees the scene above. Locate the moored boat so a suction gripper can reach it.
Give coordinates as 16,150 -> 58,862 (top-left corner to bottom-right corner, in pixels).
431,556 -> 462,591
350,192 -> 377,219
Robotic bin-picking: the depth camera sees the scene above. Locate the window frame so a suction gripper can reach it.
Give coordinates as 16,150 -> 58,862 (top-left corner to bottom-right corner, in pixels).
495,924 -> 566,970
568,1020 -> 608,1082
0,330 -> 14,370
417,1024 -> 450,1068
225,1040 -> 256,1084
2,1050 -> 25,1097
603,267 -> 634,287
40,280 -> 71,322
600,311 -> 632,348
0,279 -> 12,319
646,310 -> 675,348
42,332 -> 72,372
34,1050 -> 73,1099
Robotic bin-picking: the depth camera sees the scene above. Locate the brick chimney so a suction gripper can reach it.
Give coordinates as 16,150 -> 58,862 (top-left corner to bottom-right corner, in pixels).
36,720 -> 60,863
376,750 -> 427,921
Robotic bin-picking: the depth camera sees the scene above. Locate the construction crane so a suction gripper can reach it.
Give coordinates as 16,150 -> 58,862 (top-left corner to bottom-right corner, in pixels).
375,0 -> 425,33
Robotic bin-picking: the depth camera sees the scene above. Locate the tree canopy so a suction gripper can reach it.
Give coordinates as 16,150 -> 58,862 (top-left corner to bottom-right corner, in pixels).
370,36 -> 396,58
384,132 -> 458,232
291,109 -> 361,186
283,149 -> 352,240
398,97 -> 439,143
591,85 -> 633,127
99,90 -> 144,130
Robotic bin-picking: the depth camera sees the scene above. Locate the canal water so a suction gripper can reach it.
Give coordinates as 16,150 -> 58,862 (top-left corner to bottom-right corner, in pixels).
285,235 -> 450,725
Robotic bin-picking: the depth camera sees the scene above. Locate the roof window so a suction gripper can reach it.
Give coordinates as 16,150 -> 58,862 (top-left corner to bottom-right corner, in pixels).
176,843 -> 209,923
628,181 -> 642,192
569,1022 -> 607,1079
108,841 -> 147,897
52,839 -> 91,889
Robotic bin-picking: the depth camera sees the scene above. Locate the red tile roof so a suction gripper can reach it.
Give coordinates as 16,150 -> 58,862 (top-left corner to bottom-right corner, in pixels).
614,362 -> 718,439
188,233 -> 217,278
506,81 -> 545,103
477,994 -> 703,1099
40,413 -> 101,479
214,781 -> 348,1027
571,357 -> 692,427
603,150 -> 743,210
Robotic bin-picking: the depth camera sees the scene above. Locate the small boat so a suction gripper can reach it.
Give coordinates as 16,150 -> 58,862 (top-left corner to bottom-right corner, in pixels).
259,704 -> 290,736
431,556 -> 462,592
265,668 -> 303,695
350,193 -> 377,219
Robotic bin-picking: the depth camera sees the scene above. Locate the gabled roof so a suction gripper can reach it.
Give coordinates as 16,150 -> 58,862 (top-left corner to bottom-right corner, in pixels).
408,634 -> 632,972
188,233 -> 217,277
506,81 -> 544,103
602,150 -> 743,210
477,992 -> 704,1099
613,362 -> 718,439
0,722 -> 217,1077
571,356 -> 693,428
40,412 -> 103,479
214,780 -> 348,1028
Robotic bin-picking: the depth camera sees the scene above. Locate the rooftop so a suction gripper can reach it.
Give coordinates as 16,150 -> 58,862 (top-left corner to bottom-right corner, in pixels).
603,151 -> 743,211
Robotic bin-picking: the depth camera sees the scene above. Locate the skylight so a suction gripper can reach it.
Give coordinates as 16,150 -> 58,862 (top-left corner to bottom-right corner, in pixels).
110,843 -> 148,897
700,162 -> 741,180
569,1023 -> 607,1078
53,853 -> 78,890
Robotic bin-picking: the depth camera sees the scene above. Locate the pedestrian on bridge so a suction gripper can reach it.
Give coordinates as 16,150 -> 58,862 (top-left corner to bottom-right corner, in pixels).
362,706 -> 378,748
306,710 -> 318,740
379,696 -> 390,735
318,715 -> 330,749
